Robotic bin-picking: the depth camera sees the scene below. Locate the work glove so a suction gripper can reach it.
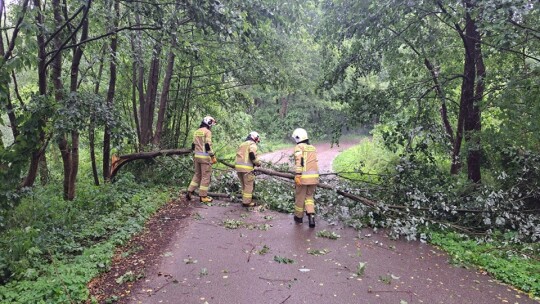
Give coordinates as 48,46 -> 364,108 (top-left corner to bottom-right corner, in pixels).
253,160 -> 261,167
294,174 -> 302,185
211,156 -> 217,164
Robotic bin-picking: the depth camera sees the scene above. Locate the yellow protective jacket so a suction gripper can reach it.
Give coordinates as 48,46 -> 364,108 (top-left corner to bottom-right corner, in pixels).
235,140 -> 260,172
294,143 -> 319,185
193,127 -> 213,160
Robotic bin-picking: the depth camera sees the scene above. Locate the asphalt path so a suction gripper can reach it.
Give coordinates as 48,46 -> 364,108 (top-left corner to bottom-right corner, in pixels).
124,141 -> 536,304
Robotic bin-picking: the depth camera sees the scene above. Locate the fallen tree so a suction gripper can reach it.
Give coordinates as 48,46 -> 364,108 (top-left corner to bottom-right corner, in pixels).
109,152 -> 538,238
110,152 -> 484,214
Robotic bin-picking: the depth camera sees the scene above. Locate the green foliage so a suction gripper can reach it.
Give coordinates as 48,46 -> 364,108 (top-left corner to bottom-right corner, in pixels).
115,270 -> 144,284
378,274 -> 392,285
117,155 -> 193,187
316,230 -> 340,240
0,94 -> 55,208
212,170 -> 295,213
307,248 -> 330,256
222,219 -> 245,229
256,179 -> 295,213
199,268 -> 208,277
0,176 -> 172,303
356,262 -> 366,277
258,244 -> 270,255
430,231 -> 540,297
250,91 -> 347,142
273,256 -> 295,264
332,135 -> 397,183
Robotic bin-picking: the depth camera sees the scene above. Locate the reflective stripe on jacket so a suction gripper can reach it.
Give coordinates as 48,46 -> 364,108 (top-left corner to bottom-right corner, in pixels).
193,127 -> 212,159
294,143 -> 319,184
235,140 -> 258,172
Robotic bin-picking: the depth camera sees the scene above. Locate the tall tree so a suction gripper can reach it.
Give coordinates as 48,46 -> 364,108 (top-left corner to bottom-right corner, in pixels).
102,0 -> 119,181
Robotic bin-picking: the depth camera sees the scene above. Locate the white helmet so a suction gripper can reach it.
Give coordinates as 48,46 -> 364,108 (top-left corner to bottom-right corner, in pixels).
249,131 -> 261,143
292,128 -> 308,143
202,116 -> 217,127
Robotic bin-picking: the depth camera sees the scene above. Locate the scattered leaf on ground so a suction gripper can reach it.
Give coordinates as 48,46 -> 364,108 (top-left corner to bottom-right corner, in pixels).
357,262 -> 367,277
317,230 -> 341,240
257,224 -> 271,231
274,255 -> 295,264
379,275 -> 392,284
183,257 -> 197,264
223,219 -> 244,229
307,248 -> 331,256
258,245 -> 270,255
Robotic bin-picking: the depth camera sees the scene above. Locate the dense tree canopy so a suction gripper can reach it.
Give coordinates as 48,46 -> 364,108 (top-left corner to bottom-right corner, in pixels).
318,0 -> 540,181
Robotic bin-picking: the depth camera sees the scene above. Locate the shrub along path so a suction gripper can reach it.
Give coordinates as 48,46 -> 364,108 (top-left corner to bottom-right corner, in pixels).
89,142 -> 536,304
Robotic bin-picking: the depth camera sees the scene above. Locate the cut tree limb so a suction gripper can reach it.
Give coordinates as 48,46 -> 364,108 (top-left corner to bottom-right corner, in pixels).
110,149 -> 191,178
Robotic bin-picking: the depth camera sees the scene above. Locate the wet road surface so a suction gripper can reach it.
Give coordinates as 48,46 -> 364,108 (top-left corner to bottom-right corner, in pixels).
127,205 -> 534,304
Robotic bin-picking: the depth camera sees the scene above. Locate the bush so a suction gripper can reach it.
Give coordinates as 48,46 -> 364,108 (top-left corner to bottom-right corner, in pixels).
0,176 -> 173,303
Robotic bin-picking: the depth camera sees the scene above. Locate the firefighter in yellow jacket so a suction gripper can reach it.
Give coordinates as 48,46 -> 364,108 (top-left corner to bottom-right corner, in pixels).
186,116 -> 217,204
292,128 -> 319,228
235,131 -> 262,207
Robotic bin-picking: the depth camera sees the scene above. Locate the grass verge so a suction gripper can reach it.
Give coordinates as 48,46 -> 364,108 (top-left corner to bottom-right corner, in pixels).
429,231 -> 540,299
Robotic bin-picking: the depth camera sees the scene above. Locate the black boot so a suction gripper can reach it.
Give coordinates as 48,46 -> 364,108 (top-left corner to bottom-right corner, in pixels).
307,214 -> 315,228
294,215 -> 303,224
185,191 -> 192,201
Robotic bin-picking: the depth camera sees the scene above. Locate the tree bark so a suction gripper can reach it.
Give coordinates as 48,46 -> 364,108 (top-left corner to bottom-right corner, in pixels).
67,131 -> 79,199
129,23 -> 141,148
169,81 -> 181,147
467,16 -> 484,183
461,0 -> 482,183
39,153 -> 49,185
90,45 -> 106,186
141,41 -> 162,145
22,0 -> 47,188
65,0 -> 91,200
279,95 -> 289,118
103,0 -> 119,181
153,35 -> 177,147
50,0 -> 72,199
134,9 -> 146,148
181,64 -> 195,147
